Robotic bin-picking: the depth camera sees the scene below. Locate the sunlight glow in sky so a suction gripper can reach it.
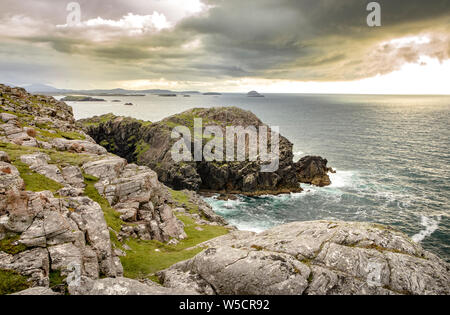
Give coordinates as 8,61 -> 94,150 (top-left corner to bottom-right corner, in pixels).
119,57 -> 450,95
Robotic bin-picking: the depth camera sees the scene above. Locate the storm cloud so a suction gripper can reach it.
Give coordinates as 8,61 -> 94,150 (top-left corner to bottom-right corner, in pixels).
0,0 -> 449,88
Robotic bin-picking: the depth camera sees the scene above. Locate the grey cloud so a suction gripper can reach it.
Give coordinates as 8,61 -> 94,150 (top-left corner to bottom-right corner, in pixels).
0,0 -> 449,86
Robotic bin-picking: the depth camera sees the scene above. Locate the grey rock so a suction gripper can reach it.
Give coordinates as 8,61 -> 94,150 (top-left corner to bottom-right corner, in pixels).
20,153 -> 66,184
11,287 -> 59,295
48,243 -> 83,275
159,221 -> 450,295
0,112 -> 18,122
69,277 -> 196,295
68,197 -> 120,277
0,248 -> 50,286
82,157 -> 127,180
61,165 -> 85,188
0,162 -> 25,194
52,138 -> 107,155
57,186 -> 84,197
0,151 -> 10,162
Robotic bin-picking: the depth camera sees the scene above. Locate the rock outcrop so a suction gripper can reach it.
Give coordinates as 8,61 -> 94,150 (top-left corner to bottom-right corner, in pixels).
295,156 -> 335,187
80,108 -> 334,196
0,84 -> 227,295
247,91 -> 264,97
158,221 -> 450,295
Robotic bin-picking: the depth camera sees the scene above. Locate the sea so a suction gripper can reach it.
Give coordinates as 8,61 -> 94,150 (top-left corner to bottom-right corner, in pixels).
63,93 -> 450,261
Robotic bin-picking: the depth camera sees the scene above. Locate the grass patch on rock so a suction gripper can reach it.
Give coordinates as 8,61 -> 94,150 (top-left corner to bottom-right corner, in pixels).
120,214 -> 228,280
169,189 -> 200,215
0,233 -> 27,255
0,270 -> 30,295
14,160 -> 64,193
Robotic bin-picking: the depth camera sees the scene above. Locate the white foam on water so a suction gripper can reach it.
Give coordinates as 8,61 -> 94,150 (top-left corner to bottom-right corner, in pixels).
328,170 -> 357,188
293,151 -> 304,159
412,215 -> 441,243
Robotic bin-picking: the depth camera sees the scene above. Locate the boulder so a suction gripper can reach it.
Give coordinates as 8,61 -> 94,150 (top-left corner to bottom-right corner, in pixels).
0,162 -> 25,194
158,221 -> 450,295
295,156 -> 332,187
0,151 -> 10,163
52,138 -> 107,155
82,157 -> 127,180
0,248 -> 50,287
0,113 -> 18,123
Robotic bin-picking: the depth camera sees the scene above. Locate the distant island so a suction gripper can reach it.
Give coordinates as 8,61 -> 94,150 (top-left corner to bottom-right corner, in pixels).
247,90 -> 264,97
158,94 -> 177,97
61,96 -> 106,102
203,92 -> 222,95
96,93 -> 145,97
124,102 -> 133,106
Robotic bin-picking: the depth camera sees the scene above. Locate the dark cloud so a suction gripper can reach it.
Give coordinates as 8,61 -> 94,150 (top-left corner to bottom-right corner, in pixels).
0,0 -> 449,86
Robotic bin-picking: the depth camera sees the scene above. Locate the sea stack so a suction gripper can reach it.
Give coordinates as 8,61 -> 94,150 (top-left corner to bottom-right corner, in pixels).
247,90 -> 264,97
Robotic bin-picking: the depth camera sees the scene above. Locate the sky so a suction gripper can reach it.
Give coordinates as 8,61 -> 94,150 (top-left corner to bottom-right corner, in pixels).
0,0 -> 449,94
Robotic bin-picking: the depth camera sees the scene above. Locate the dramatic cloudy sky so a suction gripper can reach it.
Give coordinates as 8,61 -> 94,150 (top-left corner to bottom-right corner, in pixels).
0,0 -> 449,93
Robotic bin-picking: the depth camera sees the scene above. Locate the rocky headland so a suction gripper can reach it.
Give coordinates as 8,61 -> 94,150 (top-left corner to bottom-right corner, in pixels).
0,84 -> 448,295
79,108 -> 333,197
247,91 -> 264,97
60,96 -> 106,102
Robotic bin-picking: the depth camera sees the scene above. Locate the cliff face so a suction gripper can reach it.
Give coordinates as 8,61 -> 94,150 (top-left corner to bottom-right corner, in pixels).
80,108 -> 333,196
0,84 -> 229,295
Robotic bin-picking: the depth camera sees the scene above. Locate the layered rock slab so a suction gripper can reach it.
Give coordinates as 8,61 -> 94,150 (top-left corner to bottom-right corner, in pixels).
158,221 -> 450,295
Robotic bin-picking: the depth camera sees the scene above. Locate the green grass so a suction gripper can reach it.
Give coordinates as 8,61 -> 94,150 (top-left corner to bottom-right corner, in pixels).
120,215 -> 228,279
83,174 -> 123,234
0,141 -> 39,160
134,140 -> 150,159
0,141 -> 94,167
49,270 -> 66,290
35,127 -> 86,141
169,189 -> 201,215
13,160 -> 63,193
0,233 -> 27,255
47,151 -> 95,167
79,113 -> 118,127
0,270 -> 30,295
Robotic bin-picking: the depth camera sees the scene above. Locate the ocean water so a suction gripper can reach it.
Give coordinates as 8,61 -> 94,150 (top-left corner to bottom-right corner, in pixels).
66,93 -> 450,261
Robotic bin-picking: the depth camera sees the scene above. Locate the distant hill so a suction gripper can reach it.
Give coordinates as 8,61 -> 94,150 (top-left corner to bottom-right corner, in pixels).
19,84 -> 202,96
23,84 -> 67,93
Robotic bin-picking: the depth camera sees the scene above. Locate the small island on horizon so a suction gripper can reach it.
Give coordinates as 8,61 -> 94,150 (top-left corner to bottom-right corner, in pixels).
247,90 -> 265,97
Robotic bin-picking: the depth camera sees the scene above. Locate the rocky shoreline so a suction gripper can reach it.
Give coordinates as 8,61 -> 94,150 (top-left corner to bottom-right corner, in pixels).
79,108 -> 334,197
1,84 -> 449,295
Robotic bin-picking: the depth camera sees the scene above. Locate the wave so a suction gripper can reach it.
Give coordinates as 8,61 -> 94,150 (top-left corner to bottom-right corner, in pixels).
328,170 -> 358,188
293,151 -> 304,162
412,215 -> 440,243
